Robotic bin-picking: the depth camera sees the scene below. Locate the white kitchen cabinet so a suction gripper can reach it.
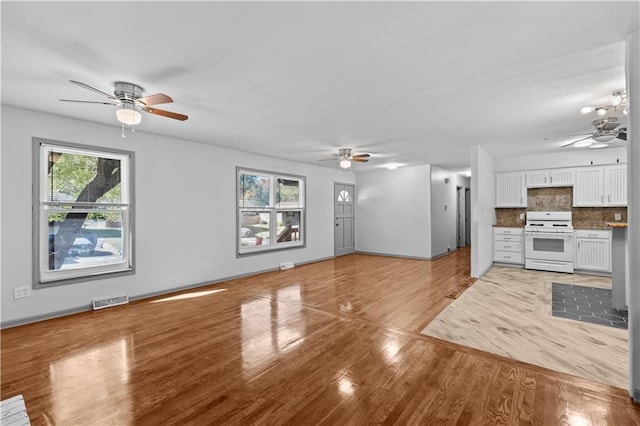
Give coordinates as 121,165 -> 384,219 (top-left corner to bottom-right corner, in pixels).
495,173 -> 526,207
604,165 -> 627,206
493,227 -> 524,265
526,168 -> 574,188
574,229 -> 611,273
573,164 -> 627,207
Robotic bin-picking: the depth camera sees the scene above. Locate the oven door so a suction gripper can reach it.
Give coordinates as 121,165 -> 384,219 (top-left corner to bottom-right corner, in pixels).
525,231 -> 573,262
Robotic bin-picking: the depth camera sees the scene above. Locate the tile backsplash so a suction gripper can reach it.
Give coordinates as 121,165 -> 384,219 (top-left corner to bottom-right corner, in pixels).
527,187 -> 572,211
495,208 -> 526,226
495,186 -> 627,229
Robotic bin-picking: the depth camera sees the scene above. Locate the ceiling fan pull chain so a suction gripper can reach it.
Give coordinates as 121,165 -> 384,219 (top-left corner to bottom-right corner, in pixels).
121,123 -> 126,139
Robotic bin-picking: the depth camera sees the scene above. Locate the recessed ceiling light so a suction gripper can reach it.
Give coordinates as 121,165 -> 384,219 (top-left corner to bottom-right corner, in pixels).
596,108 -> 607,116
386,163 -> 398,170
580,106 -> 595,114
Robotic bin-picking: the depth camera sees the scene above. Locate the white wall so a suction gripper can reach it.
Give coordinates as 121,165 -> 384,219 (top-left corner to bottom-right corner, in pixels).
470,146 -> 495,278
430,166 -> 470,257
625,29 -> 639,402
1,106 -> 354,326
355,165 -> 431,259
494,146 -> 627,172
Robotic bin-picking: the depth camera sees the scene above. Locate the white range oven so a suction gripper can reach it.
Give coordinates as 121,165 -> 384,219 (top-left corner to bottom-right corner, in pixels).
524,211 -> 574,273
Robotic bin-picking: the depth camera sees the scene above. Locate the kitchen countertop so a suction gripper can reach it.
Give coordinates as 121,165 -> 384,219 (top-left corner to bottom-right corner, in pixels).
574,226 -> 613,230
493,224 -> 524,228
607,222 -> 628,228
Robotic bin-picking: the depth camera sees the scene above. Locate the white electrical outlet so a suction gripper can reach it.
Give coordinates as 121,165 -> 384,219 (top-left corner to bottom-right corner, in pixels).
13,286 -> 31,299
520,213 -> 525,220
615,213 -> 622,221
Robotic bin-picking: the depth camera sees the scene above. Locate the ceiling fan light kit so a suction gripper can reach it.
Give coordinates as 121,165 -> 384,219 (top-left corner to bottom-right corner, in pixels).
580,89 -> 628,116
60,80 -> 188,137
318,147 -> 371,170
116,103 -> 142,125
340,159 -> 352,169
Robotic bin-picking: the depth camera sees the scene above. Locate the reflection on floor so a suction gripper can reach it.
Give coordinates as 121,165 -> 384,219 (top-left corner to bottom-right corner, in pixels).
552,282 -> 628,329
422,266 -> 629,389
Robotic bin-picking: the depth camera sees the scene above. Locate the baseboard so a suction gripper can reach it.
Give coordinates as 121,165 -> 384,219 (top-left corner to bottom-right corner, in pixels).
355,250 -> 431,261
431,248 -> 458,260
1,305 -> 92,329
1,255 -> 336,329
474,263 -> 494,280
573,269 -> 612,277
492,262 -> 524,269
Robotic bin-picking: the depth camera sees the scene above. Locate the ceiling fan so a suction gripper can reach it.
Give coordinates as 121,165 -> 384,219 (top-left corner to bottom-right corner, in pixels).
580,89 -> 628,117
319,148 -> 370,169
60,80 -> 188,136
561,117 -> 627,149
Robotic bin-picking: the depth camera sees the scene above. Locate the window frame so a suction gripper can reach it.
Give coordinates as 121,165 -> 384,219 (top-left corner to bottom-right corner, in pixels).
236,167 -> 306,257
32,137 -> 135,287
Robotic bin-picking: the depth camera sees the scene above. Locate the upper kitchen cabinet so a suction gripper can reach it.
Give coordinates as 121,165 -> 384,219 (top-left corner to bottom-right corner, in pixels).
604,164 -> 627,206
526,168 -> 574,188
573,164 -> 627,207
496,172 -> 526,207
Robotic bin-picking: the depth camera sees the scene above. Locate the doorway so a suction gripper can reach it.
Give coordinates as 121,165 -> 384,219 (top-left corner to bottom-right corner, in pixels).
465,188 -> 471,245
334,183 -> 355,256
457,186 -> 465,248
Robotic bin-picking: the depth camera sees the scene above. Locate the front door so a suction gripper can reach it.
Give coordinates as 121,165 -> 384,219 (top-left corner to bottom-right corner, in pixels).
334,183 -> 355,256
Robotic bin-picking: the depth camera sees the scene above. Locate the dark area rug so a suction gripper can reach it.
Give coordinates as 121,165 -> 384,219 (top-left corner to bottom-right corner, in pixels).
552,282 -> 628,329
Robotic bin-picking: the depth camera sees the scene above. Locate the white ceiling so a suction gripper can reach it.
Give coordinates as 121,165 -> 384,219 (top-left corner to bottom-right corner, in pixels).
2,2 -> 638,174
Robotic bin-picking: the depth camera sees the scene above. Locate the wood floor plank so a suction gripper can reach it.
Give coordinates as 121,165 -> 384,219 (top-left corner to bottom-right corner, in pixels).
2,247 -> 639,425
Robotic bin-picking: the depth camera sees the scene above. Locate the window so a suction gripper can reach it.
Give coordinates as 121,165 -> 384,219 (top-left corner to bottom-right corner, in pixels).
237,168 -> 305,255
33,138 -> 134,286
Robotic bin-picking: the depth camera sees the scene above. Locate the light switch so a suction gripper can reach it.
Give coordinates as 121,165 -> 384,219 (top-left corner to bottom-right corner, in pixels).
615,213 -> 621,221
519,213 -> 525,220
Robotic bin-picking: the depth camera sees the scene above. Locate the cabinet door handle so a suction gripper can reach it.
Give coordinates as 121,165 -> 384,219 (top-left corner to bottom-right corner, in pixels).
544,176 -> 547,184
504,255 -> 511,259
504,245 -> 511,249
608,195 -> 611,203
520,197 -> 523,204
578,242 -> 580,249
503,237 -> 512,240
550,176 -> 553,184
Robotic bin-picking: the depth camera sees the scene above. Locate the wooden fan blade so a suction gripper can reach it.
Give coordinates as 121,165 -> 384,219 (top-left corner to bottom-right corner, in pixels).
143,107 -> 188,121
137,93 -> 173,106
561,136 -> 591,147
352,153 -> 370,158
352,158 -> 369,163
60,99 -> 119,105
69,80 -> 117,100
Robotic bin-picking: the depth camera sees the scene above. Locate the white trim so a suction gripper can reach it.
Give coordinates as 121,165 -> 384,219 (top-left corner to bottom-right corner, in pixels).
33,137 -> 135,287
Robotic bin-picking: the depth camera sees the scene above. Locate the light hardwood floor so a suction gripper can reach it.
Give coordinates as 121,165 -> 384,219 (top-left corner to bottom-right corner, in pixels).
2,248 -> 639,425
422,266 -> 628,390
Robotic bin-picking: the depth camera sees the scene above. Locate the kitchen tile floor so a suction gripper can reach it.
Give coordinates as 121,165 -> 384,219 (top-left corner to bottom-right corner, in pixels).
552,282 -> 628,329
422,266 -> 628,389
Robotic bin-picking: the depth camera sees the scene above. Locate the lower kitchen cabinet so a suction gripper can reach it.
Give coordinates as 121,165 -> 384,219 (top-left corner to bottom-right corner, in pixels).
493,227 -> 524,265
574,229 -> 611,273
